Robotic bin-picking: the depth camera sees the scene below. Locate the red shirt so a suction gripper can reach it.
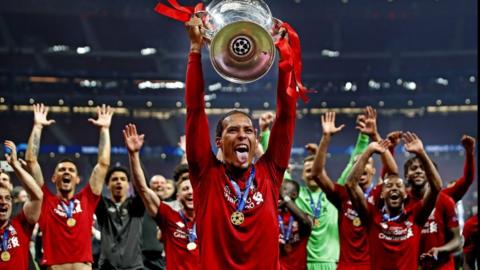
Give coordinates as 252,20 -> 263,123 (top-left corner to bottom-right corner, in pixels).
185,52 -> 296,270
39,184 -> 100,266
278,211 -> 309,270
462,215 -> 478,255
367,201 -> 426,270
327,183 -> 370,270
418,192 -> 459,270
154,203 -> 199,270
0,211 -> 34,270
442,152 -> 475,203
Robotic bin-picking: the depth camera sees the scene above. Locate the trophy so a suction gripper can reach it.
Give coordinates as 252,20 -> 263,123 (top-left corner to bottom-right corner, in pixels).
197,0 -> 282,84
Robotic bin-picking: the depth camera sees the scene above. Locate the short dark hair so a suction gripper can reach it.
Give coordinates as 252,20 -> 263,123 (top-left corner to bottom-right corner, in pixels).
105,166 -> 130,185
403,156 -> 438,178
173,163 -> 189,182
284,179 -> 300,194
215,110 -> 254,138
57,158 -> 76,166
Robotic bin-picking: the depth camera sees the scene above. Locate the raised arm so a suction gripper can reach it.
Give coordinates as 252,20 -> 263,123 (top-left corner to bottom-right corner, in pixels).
311,112 -> 345,194
443,135 -> 476,202
403,132 -> 442,222
336,114 -> 370,185
25,103 -> 56,187
345,141 -> 390,223
185,17 -> 215,182
123,124 -> 161,217
258,112 -> 274,152
4,140 -> 43,225
87,105 -> 113,195
356,106 -> 399,177
262,35 -> 297,169
380,131 -> 403,180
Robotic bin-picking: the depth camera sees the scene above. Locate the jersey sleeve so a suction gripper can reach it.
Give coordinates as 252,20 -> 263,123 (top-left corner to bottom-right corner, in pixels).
337,133 -> 370,185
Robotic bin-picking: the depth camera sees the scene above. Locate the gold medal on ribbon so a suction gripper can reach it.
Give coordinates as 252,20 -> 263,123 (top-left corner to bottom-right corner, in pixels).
67,218 -> 76,227
231,211 -> 245,226
284,243 -> 293,253
352,217 -> 362,227
1,251 -> 10,262
313,218 -> 320,228
187,242 -> 197,251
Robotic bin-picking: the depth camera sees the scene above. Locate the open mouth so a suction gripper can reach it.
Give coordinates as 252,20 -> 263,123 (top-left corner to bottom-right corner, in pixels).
235,144 -> 249,163
0,206 -> 8,214
389,192 -> 400,201
62,174 -> 72,184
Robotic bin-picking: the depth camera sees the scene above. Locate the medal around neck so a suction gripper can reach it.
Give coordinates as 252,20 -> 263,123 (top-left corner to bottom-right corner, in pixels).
187,242 -> 197,251
67,218 -> 76,227
1,251 -> 10,262
352,217 -> 362,227
231,211 -> 245,226
284,243 -> 293,253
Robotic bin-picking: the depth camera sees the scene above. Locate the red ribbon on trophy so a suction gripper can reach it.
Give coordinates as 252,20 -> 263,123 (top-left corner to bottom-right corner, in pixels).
154,0 -> 204,23
275,22 -> 313,103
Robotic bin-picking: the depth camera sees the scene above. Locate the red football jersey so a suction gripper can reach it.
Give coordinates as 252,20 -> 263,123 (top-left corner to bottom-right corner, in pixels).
39,184 -> 100,266
0,211 -> 34,270
185,52 -> 296,270
327,183 -> 370,269
278,211 -> 309,270
154,203 -> 199,270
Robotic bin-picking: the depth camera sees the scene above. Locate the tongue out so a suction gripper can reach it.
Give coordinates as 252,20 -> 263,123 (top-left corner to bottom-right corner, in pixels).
236,151 -> 249,163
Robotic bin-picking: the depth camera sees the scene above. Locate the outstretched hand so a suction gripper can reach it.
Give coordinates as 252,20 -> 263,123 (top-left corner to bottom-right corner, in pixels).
367,140 -> 391,155
386,131 -> 403,147
403,132 -> 425,155
123,124 -> 145,154
321,111 -> 345,135
33,103 -> 56,127
88,104 -> 114,128
356,106 -> 378,137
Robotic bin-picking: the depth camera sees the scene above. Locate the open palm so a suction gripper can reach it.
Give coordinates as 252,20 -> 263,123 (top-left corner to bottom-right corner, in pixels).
123,124 -> 145,153
403,132 -> 424,154
321,112 -> 345,135
33,103 -> 56,126
89,104 -> 114,128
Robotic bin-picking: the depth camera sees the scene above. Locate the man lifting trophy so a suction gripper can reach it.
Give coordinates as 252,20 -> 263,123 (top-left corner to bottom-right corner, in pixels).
154,0 -> 308,269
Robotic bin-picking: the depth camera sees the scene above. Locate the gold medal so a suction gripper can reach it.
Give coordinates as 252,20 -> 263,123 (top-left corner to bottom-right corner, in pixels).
313,219 -> 320,228
67,218 -> 76,227
231,211 -> 245,226
1,251 -> 10,262
284,243 -> 293,253
187,242 -> 197,251
352,217 -> 362,227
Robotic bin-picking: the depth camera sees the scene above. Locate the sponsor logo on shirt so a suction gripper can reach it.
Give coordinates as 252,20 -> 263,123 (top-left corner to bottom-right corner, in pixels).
223,185 -> 264,210
378,221 -> 414,241
421,208 -> 438,234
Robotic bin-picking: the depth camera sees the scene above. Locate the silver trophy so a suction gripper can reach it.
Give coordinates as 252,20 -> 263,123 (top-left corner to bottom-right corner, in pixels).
197,0 -> 282,84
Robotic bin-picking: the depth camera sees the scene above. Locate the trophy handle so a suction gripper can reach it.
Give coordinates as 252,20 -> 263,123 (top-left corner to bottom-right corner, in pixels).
194,11 -> 214,44
271,17 -> 284,41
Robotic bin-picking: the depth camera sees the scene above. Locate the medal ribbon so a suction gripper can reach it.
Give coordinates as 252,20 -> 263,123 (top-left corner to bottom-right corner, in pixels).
277,215 -> 294,242
381,206 -> 403,222
179,211 -> 197,243
364,184 -> 374,199
61,200 -> 75,220
1,229 -> 9,252
154,0 -> 205,23
307,190 -> 322,219
228,167 -> 255,213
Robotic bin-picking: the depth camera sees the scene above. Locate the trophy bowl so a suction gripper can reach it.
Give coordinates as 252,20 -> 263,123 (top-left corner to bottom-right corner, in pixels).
199,0 -> 281,84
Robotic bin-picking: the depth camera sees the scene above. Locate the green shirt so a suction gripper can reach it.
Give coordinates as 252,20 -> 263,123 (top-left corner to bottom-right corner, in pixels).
295,133 -> 370,264
296,186 -> 339,263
